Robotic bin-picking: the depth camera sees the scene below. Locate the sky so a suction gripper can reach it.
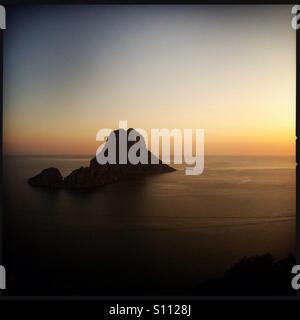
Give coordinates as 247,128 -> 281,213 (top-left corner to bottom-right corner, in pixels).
3,5 -> 296,156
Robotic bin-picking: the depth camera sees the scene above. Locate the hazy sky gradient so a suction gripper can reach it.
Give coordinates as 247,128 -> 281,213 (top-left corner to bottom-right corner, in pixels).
3,5 -> 296,155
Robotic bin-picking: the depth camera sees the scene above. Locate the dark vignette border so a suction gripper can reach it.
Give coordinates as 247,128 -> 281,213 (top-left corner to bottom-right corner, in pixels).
0,0 -> 298,301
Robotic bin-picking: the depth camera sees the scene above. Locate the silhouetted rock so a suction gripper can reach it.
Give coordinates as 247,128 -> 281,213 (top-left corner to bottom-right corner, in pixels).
28,129 -> 175,189
28,167 -> 63,188
195,253 -> 296,295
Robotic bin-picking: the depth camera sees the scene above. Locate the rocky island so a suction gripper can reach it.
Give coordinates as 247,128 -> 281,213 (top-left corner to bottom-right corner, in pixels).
28,128 -> 175,189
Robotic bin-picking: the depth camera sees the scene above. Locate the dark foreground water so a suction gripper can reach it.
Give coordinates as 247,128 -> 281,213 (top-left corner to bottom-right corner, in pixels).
3,155 -> 296,295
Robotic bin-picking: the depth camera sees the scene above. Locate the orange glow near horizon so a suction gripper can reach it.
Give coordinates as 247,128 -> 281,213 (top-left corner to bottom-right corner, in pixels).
3,6 -> 296,157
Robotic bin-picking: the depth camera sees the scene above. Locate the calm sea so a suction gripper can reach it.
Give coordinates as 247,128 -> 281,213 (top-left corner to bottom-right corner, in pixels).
3,155 -> 296,294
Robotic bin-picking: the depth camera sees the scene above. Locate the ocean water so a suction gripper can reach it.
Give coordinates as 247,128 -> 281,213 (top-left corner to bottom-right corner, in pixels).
3,155 -> 296,294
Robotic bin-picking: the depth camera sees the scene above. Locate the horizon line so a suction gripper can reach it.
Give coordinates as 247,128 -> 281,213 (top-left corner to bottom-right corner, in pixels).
2,153 -> 296,158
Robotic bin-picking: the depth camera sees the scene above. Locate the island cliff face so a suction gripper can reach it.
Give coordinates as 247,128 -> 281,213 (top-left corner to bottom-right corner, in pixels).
28,129 -> 175,189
